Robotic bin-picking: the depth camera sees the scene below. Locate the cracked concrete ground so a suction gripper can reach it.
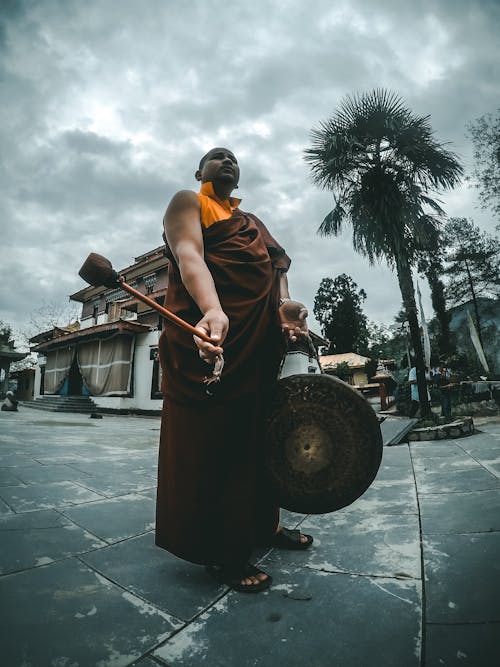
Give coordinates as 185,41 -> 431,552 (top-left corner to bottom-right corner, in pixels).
0,409 -> 499,666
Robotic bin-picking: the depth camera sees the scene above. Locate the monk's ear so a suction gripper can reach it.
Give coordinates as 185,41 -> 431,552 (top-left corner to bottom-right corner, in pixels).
195,169 -> 202,181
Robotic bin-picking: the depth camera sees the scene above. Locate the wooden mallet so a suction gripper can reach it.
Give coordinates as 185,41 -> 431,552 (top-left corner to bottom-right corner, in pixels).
78,253 -> 212,343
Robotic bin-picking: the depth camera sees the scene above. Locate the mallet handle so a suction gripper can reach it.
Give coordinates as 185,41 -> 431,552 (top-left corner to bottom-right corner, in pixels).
119,277 -> 213,344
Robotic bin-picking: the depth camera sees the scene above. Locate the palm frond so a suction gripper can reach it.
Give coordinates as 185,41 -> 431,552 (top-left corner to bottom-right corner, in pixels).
317,202 -> 346,236
420,194 -> 445,216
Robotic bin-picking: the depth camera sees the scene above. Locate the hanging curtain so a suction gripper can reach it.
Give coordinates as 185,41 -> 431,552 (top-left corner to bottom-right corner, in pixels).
416,282 -> 431,368
44,348 -> 75,394
466,310 -> 490,374
77,334 -> 135,396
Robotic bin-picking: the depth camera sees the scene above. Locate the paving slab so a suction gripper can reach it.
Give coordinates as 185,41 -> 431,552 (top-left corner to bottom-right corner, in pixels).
0,467 -> 25,486
73,472 -> 156,497
458,437 -> 500,459
412,454 -> 482,473
475,423 -> 500,437
138,486 -> 158,501
416,467 -> 500,494
0,452 -> 39,466
0,509 -> 106,574
153,568 -> 421,667
0,479 -> 105,512
0,496 -> 13,515
7,462 -> 94,484
423,532 -> 500,623
81,532 -> 226,621
380,444 -> 413,466
0,558 -> 181,667
61,492 -> 156,542
341,479 -> 418,515
373,463 -> 414,483
65,459 -> 156,476
483,461 -> 500,477
410,442 -> 467,459
32,453 -> 96,465
419,489 -> 500,534
266,510 -> 421,579
0,507 -> 66,530
0,431 -> 19,444
132,657 -> 163,667
425,622 -> 500,667
467,446 -> 500,463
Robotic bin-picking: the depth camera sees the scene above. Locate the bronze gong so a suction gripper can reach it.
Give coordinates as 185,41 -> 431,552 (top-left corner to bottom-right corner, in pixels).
265,372 -> 383,514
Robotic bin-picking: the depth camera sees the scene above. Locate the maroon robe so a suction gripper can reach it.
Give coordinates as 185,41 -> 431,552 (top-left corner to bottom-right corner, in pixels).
155,209 -> 290,567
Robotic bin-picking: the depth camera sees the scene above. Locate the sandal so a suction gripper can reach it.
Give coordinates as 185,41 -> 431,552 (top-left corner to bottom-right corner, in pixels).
206,562 -> 272,593
271,527 -> 313,550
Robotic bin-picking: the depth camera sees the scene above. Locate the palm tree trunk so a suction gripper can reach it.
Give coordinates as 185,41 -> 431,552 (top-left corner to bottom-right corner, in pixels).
395,248 -> 432,417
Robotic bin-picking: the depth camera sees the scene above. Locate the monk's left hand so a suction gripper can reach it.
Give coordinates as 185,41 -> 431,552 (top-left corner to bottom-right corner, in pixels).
279,300 -> 308,343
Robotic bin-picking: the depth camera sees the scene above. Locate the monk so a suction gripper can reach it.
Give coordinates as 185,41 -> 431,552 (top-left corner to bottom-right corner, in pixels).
155,147 -> 313,593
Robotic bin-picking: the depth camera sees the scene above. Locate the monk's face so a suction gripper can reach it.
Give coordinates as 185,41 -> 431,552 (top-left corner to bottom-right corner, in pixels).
196,147 -> 240,188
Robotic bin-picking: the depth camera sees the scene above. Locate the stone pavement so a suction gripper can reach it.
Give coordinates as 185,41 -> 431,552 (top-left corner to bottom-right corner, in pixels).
0,409 -> 499,666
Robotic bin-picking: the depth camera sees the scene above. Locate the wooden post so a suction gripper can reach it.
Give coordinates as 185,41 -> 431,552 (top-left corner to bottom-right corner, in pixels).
379,382 -> 387,411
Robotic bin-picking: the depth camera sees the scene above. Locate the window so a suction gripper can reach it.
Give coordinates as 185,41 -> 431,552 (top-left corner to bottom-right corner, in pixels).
143,274 -> 157,294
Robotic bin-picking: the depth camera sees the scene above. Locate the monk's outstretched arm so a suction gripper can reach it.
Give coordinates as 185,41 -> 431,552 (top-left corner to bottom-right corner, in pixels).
278,272 -> 308,342
164,190 -> 228,361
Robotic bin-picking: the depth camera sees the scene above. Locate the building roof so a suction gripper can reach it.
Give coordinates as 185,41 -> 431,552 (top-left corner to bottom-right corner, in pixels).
0,346 -> 28,362
29,321 -> 81,345
320,352 -> 371,370
31,320 -> 151,352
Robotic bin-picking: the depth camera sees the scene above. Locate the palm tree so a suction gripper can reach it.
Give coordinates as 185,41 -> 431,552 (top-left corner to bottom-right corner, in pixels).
305,89 -> 463,417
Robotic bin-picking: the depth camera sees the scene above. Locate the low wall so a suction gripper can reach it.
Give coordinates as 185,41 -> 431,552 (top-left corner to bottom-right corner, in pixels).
409,416 -> 474,441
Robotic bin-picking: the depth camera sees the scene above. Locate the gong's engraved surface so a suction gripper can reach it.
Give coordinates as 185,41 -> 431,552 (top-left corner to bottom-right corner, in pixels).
265,373 -> 383,514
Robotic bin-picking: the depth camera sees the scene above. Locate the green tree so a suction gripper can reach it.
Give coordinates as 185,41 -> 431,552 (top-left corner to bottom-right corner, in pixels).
367,319 -> 409,369
417,253 -> 455,358
313,274 -> 369,354
442,217 -> 500,349
0,321 -> 13,346
305,89 -> 463,416
467,110 -> 500,224
331,360 -> 351,382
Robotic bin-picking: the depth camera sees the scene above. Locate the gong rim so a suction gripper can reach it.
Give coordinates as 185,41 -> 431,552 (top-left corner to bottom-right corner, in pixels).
265,373 -> 383,514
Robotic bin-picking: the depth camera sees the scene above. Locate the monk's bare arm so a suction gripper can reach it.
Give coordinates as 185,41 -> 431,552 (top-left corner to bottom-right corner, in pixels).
278,272 -> 308,341
163,190 -> 228,358
279,272 -> 291,301
164,191 -> 221,313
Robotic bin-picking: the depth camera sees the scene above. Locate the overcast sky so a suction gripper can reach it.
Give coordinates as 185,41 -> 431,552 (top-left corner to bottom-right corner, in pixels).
1,0 -> 499,341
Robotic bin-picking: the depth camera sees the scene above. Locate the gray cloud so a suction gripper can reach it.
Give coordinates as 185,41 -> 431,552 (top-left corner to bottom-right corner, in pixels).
1,0 -> 499,338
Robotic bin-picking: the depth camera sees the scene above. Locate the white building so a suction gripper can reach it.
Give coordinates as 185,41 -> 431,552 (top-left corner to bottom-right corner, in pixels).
30,247 -> 168,414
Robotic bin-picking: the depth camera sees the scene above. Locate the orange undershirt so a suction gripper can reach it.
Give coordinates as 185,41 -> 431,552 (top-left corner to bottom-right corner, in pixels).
197,181 -> 241,228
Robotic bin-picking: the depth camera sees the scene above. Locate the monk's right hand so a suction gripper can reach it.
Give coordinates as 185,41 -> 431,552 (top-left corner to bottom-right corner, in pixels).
194,308 -> 229,364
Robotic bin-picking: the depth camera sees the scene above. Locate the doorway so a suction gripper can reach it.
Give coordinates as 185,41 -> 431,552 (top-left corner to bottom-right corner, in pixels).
67,355 -> 83,396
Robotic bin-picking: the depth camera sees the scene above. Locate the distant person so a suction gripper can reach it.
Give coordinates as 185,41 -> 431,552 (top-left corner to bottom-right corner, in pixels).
408,360 -> 430,418
430,363 -> 454,419
1,391 -> 18,412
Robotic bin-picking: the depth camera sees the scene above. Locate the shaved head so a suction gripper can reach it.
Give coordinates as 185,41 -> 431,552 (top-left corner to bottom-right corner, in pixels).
198,147 -> 236,170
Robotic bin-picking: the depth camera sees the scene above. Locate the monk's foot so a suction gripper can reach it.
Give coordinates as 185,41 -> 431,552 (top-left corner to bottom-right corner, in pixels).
206,562 -> 272,593
272,526 -> 313,550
